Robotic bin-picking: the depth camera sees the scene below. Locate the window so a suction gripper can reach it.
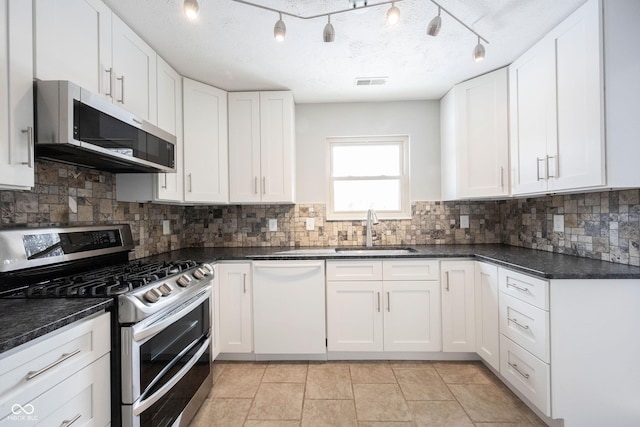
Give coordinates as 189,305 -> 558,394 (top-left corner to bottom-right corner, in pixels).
327,135 -> 410,220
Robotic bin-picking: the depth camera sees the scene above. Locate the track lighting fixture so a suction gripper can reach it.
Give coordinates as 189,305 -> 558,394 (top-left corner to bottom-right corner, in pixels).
183,0 -> 199,20
323,15 -> 335,43
473,36 -> 485,62
426,7 -> 441,37
274,13 -> 286,42
386,2 -> 400,25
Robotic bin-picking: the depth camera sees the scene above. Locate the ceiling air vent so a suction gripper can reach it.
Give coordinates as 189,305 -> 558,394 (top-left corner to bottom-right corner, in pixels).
355,77 -> 388,87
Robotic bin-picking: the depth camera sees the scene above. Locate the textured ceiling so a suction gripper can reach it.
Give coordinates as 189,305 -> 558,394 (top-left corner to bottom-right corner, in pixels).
102,0 -> 587,103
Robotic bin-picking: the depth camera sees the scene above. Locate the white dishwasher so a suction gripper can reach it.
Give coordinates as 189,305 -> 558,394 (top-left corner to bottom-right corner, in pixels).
252,260 -> 326,358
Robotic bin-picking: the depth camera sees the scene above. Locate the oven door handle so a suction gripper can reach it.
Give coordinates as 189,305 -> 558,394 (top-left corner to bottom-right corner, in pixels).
132,336 -> 210,416
132,286 -> 211,342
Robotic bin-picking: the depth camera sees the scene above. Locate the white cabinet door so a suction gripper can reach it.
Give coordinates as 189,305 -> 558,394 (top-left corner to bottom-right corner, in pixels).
218,263 -> 252,353
111,14 -> 157,123
509,40 -> 555,195
260,91 -> 295,203
326,281 -> 383,352
383,281 -> 441,352
183,78 -> 229,204
252,261 -> 326,355
0,0 -> 34,190
441,261 -> 475,352
548,0 -> 604,191
455,67 -> 509,198
212,267 -> 221,360
34,0 -> 112,98
474,262 -> 499,371
228,92 -> 261,203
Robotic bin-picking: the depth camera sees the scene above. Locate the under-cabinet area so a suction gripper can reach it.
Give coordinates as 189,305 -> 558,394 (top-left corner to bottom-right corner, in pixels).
211,257 -> 640,427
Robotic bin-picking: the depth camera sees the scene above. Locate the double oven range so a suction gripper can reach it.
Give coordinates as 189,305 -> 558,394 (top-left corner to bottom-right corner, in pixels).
0,225 -> 213,427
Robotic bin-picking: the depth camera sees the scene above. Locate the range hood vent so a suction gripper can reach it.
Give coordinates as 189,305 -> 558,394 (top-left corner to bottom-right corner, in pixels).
355,77 -> 388,86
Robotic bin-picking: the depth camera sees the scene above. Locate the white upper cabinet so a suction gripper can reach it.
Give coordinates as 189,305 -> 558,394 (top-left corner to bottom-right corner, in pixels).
34,0 -> 157,123
183,78 -> 229,204
440,68 -> 509,200
510,0 -> 639,195
228,91 -> 295,204
0,0 -> 34,190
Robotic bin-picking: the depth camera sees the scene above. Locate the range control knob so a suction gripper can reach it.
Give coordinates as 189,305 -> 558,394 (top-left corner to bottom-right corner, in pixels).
158,283 -> 172,296
177,274 -> 193,287
201,263 -> 214,277
143,288 -> 162,304
193,267 -> 207,280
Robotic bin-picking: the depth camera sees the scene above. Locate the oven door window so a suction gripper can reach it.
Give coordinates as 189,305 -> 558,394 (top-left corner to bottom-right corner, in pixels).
139,301 -> 209,395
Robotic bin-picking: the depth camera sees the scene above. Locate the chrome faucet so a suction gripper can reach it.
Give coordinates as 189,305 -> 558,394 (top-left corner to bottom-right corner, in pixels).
365,209 -> 379,247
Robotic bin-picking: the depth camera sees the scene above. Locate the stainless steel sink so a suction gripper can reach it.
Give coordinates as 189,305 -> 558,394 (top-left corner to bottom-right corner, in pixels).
335,247 -> 417,255
272,249 -> 338,255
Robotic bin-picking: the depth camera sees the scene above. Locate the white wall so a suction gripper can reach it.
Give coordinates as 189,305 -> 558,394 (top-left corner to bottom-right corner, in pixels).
295,101 -> 441,204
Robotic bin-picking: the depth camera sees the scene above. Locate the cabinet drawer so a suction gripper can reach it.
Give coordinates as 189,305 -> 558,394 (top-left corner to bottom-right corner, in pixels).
498,268 -> 549,310
0,312 -> 110,399
382,259 -> 439,281
327,261 -> 382,281
499,293 -> 549,362
0,354 -> 110,426
500,335 -> 550,417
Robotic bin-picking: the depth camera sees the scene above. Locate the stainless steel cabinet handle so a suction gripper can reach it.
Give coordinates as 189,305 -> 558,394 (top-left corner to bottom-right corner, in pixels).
377,292 -> 380,312
546,155 -> 557,178
386,291 -> 390,312
26,349 -> 81,380
506,281 -> 529,293
262,176 -> 266,195
117,75 -> 125,103
132,118 -> 143,125
536,157 -> 545,181
60,414 -> 81,427
188,173 -> 193,192
508,318 -> 530,330
243,273 -> 247,293
508,362 -> 530,379
104,67 -> 113,96
445,271 -> 450,292
254,177 -> 258,194
20,127 -> 33,167
162,173 -> 168,189
500,166 -> 504,191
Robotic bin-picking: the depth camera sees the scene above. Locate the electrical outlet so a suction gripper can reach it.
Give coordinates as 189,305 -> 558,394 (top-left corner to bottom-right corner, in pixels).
460,215 -> 469,229
553,215 -> 565,233
269,218 -> 277,232
306,218 -> 315,231
163,220 -> 171,235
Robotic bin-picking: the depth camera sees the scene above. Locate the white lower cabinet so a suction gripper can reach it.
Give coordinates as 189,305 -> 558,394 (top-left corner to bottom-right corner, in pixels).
440,261 -> 475,352
326,260 -> 441,353
0,312 -> 111,425
474,262 -> 499,371
218,262 -> 253,354
212,264 -> 221,360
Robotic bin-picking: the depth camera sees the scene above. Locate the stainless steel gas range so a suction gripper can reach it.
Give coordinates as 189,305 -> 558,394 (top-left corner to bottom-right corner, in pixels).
0,225 -> 213,427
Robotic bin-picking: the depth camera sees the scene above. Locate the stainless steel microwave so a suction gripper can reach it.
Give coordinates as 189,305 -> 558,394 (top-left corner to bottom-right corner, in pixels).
34,80 -> 176,173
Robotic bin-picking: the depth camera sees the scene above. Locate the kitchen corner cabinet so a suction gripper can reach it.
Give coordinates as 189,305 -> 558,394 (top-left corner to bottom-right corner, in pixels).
440,67 -> 509,200
0,312 -> 111,426
183,78 -> 229,204
228,91 -> 295,204
510,0 -> 640,195
116,57 -> 184,203
440,261 -> 475,352
34,0 -> 157,124
326,260 -> 441,353
474,262 -> 499,371
0,0 -> 34,190
218,263 -> 252,354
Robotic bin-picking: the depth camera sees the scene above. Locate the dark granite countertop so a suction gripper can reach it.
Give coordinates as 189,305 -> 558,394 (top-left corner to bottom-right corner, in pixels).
139,244 -> 640,280
0,298 -> 112,354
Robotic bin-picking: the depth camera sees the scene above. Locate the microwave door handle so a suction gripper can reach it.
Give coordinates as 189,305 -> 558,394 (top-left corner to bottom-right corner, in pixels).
132,336 -> 210,417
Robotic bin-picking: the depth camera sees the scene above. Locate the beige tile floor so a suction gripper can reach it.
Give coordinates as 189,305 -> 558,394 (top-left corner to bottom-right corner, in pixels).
189,360 -> 547,427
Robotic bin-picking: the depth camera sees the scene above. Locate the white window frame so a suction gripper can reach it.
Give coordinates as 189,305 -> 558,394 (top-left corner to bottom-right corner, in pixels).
326,135 -> 411,221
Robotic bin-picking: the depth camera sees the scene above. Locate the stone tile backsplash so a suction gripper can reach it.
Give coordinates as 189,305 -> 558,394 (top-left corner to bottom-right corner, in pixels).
1,161 -> 638,266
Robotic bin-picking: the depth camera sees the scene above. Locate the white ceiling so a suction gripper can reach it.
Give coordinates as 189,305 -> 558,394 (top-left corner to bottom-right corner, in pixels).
102,0 -> 587,103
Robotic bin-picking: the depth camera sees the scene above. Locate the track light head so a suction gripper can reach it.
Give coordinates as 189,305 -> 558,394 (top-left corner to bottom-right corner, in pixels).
386,2 -> 400,26
323,16 -> 335,43
473,37 -> 486,62
427,7 -> 441,37
274,13 -> 286,42
183,0 -> 199,20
